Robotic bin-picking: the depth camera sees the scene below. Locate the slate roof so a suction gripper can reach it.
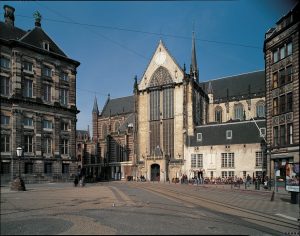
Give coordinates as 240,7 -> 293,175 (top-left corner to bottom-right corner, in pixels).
200,70 -> 265,102
189,120 -> 266,146
19,27 -> 67,57
0,22 -> 26,40
0,17 -> 79,65
100,96 -> 134,117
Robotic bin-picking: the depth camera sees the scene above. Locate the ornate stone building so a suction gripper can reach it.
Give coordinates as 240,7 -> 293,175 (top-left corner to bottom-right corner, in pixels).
264,3 -> 299,181
0,5 -> 80,184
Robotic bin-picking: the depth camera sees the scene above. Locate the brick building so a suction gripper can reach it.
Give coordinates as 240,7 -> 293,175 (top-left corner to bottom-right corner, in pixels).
264,3 -> 299,182
0,5 -> 80,184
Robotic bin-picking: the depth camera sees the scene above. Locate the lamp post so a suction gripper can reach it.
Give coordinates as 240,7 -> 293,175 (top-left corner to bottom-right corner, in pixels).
10,147 -> 26,191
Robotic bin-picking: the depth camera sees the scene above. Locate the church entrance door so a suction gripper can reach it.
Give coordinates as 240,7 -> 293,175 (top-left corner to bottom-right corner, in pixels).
151,164 -> 160,181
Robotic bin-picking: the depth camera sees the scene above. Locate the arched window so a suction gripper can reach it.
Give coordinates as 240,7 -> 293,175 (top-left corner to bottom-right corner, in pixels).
102,124 -> 107,138
114,121 -> 120,132
234,104 -> 244,120
215,106 -> 222,123
256,101 -> 265,118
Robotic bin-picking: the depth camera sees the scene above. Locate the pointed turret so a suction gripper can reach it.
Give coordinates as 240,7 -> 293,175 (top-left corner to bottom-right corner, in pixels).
92,96 -> 99,114
207,81 -> 214,104
207,81 -> 213,94
190,31 -> 199,82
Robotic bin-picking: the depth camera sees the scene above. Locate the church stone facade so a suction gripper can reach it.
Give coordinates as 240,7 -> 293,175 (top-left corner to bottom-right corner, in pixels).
93,36 -> 267,182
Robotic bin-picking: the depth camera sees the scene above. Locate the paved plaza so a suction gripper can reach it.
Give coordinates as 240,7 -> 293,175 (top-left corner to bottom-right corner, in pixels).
1,181 -> 299,235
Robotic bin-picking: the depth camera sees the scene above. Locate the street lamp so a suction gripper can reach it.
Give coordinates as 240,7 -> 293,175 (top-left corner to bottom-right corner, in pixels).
10,147 -> 26,191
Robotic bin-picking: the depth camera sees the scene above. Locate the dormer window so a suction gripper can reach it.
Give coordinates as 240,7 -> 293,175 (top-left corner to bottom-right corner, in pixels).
226,130 -> 232,140
197,133 -> 202,142
43,42 -> 49,51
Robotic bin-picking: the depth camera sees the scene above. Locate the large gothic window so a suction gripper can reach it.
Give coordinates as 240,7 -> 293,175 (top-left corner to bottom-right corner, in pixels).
234,104 -> 244,120
149,67 -> 173,88
163,88 -> 174,159
148,67 -> 174,158
256,101 -> 265,118
149,90 -> 160,156
215,106 -> 222,123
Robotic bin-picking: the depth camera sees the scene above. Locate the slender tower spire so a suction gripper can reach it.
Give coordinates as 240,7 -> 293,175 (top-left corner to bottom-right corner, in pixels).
191,31 -> 199,82
92,96 -> 99,114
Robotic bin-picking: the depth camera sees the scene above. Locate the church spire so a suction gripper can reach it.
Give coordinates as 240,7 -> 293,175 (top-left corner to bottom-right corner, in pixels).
190,31 -> 199,82
92,96 -> 99,114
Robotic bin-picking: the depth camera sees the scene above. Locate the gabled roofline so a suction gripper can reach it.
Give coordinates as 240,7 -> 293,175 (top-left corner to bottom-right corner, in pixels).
139,39 -> 184,86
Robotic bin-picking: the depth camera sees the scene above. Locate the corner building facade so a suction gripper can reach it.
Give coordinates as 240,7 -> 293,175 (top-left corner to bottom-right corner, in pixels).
264,3 -> 299,180
0,6 -> 80,184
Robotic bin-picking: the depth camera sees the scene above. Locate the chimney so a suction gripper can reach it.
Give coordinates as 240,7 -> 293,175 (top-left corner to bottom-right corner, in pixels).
3,5 -> 15,26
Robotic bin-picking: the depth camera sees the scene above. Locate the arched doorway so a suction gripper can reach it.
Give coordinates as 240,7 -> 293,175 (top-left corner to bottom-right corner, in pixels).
151,164 -> 160,181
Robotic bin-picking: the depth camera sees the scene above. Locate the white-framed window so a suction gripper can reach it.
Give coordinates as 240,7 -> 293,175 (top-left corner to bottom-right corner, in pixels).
60,72 -> 68,81
61,121 -> 69,131
23,117 -> 33,127
61,139 -> 69,155
191,154 -> 203,168
228,171 -> 235,177
43,42 -> 49,51
226,130 -> 232,140
23,79 -> 33,98
221,153 -> 234,168
287,42 -> 292,56
23,61 -> 33,73
273,50 -> 278,63
44,137 -> 52,154
255,151 -> 263,167
0,57 -> 10,69
42,66 -> 52,77
280,46 -> 285,60
0,76 -> 10,96
197,133 -> 202,142
24,135 -> 33,153
221,171 -> 228,178
43,84 -> 51,102
260,128 -> 266,137
43,120 -> 53,130
1,134 -> 10,152
1,115 -> 10,125
60,88 -> 68,105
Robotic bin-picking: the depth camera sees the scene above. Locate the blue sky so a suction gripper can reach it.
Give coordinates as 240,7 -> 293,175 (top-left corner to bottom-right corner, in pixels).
1,0 -> 297,130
